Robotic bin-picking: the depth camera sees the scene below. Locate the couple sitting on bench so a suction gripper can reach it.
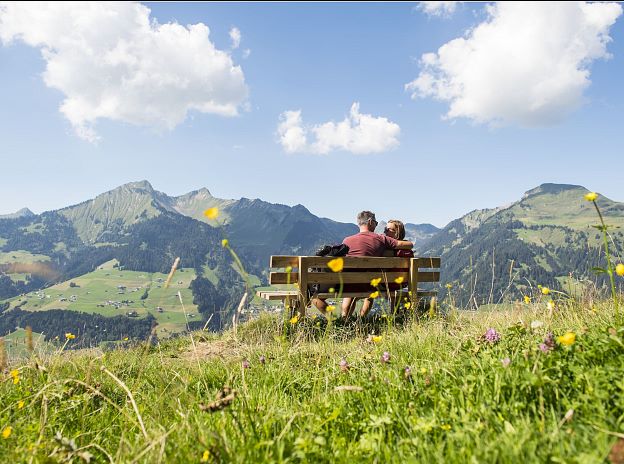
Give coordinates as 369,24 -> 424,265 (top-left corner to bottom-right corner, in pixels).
311,210 -> 414,319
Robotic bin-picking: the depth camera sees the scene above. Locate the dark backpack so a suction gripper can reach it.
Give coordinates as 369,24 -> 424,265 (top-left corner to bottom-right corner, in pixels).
315,244 -> 349,257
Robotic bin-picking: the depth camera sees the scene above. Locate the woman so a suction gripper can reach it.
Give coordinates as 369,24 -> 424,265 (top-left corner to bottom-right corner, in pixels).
383,220 -> 414,258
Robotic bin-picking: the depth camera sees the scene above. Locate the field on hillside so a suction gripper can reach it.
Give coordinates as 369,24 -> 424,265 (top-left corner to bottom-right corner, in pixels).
1,300 -> 623,463
3,260 -> 201,336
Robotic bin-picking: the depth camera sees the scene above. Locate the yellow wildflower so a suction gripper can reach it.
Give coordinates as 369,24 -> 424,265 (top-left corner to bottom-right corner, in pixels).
557,332 -> 576,346
327,258 -> 344,273
326,305 -> 336,313
290,315 -> 299,325
17,401 -> 24,409
369,291 -> 380,299
541,287 -> 550,295
201,450 -> 210,462
524,295 -> 531,304
584,192 -> 598,202
285,266 -> 292,273
10,369 -> 19,385
328,287 -> 335,293
547,301 -> 555,311
123,337 -> 129,341
2,426 -> 11,439
371,335 -> 382,344
420,367 -> 427,374
441,424 -> 451,431
445,283 -> 452,289
394,276 -> 404,284
203,207 -> 219,219
616,263 -> 624,277
65,333 -> 75,340
221,239 -> 228,247
370,277 -> 382,287
404,301 -> 412,310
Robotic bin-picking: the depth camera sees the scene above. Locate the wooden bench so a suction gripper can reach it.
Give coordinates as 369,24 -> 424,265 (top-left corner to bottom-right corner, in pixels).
256,255 -> 440,316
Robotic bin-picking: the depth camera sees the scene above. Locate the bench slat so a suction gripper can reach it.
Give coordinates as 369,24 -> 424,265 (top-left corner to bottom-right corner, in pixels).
316,291 -> 438,299
270,272 -> 299,284
270,256 -> 299,268
270,270 -> 439,285
417,271 -> 440,282
416,257 -> 440,268
302,256 -> 411,268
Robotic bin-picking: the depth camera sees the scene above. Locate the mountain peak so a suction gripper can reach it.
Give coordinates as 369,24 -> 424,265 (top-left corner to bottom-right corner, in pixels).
522,183 -> 586,199
0,207 -> 35,219
120,180 -> 154,192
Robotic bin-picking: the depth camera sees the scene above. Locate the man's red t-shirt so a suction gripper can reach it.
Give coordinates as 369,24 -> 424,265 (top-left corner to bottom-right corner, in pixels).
342,231 -> 399,257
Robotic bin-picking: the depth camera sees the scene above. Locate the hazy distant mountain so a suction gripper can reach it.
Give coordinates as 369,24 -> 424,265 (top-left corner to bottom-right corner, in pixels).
375,221 -> 440,249
419,183 -> 624,306
0,208 -> 35,219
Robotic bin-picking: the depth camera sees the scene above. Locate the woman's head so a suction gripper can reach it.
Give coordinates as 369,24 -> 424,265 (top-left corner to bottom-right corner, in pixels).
384,220 -> 405,240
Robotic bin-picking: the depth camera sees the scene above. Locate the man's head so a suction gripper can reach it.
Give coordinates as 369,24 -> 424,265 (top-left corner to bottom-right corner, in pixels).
357,211 -> 378,232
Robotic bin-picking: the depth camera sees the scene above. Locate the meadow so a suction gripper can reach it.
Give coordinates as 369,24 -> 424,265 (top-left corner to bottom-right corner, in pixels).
1,298 -> 623,463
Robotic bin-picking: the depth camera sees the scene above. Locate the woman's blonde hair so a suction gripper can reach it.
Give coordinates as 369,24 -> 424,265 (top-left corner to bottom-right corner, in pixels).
387,219 -> 406,240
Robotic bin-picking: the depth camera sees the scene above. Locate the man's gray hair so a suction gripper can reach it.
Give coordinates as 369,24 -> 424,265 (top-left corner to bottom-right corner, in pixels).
357,211 -> 376,226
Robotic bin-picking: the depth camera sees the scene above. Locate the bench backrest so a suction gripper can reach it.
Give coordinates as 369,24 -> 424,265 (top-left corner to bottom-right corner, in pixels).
268,255 -> 440,304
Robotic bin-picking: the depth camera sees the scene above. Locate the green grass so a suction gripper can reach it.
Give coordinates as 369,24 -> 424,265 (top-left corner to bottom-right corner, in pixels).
0,250 -> 51,265
0,328 -> 54,359
1,300 -> 623,462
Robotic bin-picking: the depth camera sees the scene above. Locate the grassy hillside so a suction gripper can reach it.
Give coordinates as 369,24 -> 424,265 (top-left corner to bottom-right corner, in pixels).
3,260 -> 201,336
1,300 -> 623,462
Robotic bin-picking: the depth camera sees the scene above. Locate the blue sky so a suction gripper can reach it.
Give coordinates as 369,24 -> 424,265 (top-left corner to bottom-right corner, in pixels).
0,2 -> 623,228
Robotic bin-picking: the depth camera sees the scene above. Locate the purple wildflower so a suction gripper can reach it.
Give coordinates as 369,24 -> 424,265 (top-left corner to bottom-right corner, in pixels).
539,332 -> 556,353
339,358 -> 350,372
501,358 -> 511,368
381,351 -> 391,364
484,328 -> 501,343
242,359 -> 250,369
259,355 -> 266,365
404,366 -> 412,379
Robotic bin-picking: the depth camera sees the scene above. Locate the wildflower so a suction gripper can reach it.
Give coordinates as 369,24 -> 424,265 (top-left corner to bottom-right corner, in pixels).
326,305 -> 336,313
369,291 -> 380,299
328,287 -> 335,293
380,352 -> 391,364
201,450 -> 210,462
17,401 -> 24,409
394,277 -> 404,285
65,333 -> 75,340
547,301 -> 555,311
557,332 -> 576,346
371,335 -> 383,344
289,315 -> 299,325
221,239 -> 229,247
370,277 -> 382,287
540,332 -> 556,353
242,359 -> 250,369
123,337 -> 129,341
484,328 -> 501,343
404,301 -> 412,310
10,369 -> 19,385
420,367 -> 427,374
285,266 -> 292,273
404,366 -> 412,379
584,192 -> 598,202
616,263 -> 624,277
2,426 -> 11,439
501,358 -> 511,368
259,355 -> 266,365
524,295 -> 531,304
204,207 -> 219,219
445,283 -> 452,289
339,358 -> 350,372
327,257 -> 344,273
441,424 -> 451,431
530,320 -> 544,329
541,287 -> 550,295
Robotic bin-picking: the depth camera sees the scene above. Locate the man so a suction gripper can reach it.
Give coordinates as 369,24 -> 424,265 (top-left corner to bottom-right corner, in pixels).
311,211 -> 413,318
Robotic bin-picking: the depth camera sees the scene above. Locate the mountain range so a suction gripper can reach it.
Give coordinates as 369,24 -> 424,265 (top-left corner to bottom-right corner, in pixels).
1,181 -> 622,339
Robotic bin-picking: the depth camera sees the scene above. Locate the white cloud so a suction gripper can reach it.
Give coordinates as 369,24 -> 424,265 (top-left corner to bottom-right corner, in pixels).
406,2 -> 622,127
0,2 -> 248,142
229,26 -> 241,49
418,2 -> 461,17
277,103 -> 400,155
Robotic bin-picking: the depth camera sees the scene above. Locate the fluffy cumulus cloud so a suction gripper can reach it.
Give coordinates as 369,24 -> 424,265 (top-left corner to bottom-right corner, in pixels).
406,2 -> 622,127
277,103 -> 400,155
0,2 -> 248,142
418,2 -> 461,17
